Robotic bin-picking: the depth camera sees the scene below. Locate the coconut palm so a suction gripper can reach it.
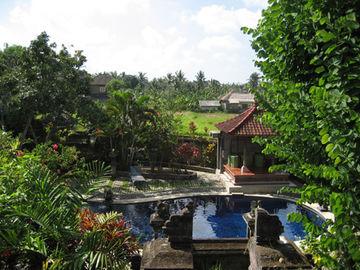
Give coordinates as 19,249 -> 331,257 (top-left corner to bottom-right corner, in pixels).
195,70 -> 206,89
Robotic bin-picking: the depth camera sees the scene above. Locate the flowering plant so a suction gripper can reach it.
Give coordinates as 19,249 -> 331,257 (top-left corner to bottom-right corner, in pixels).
78,209 -> 139,260
176,142 -> 201,166
32,143 -> 80,175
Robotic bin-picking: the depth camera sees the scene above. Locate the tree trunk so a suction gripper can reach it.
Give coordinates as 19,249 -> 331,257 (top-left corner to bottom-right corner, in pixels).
20,116 -> 32,146
29,123 -> 38,144
45,126 -> 57,142
128,137 -> 136,166
0,107 -> 5,130
158,151 -> 164,172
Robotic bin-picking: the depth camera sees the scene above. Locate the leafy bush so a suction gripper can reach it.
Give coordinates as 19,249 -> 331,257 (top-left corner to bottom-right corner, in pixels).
201,142 -> 216,167
33,143 -> 80,174
77,209 -> 139,269
176,143 -> 201,167
0,131 -> 138,269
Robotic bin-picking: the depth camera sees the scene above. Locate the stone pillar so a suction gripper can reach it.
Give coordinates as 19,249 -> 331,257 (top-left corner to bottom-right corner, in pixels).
243,146 -> 247,166
215,136 -> 221,171
241,145 -> 252,174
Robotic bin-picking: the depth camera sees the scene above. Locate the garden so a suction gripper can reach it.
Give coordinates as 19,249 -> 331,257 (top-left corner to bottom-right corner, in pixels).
1,0 -> 360,269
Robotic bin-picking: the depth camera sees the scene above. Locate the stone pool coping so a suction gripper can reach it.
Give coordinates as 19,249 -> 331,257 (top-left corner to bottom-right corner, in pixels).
87,191 -> 229,205
87,191 -> 334,223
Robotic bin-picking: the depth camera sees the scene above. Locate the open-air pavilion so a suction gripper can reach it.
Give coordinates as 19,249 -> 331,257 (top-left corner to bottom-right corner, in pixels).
212,104 -> 288,184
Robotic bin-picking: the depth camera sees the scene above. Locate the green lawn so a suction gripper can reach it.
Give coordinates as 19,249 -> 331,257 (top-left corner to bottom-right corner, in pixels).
175,111 -> 237,137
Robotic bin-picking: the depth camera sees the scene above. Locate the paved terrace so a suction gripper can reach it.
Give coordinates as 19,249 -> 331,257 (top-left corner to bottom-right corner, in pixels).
87,170 -> 227,205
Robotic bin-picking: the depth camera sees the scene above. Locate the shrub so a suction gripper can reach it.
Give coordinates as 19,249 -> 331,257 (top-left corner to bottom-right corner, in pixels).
32,142 -> 80,175
176,142 -> 201,166
0,131 -> 135,269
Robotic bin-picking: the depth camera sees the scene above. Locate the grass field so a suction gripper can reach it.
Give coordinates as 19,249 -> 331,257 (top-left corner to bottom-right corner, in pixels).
175,111 -> 237,137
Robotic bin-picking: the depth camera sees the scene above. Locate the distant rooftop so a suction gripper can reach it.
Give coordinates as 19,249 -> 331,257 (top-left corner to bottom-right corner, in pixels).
90,74 -> 112,85
220,90 -> 254,103
199,100 -> 221,107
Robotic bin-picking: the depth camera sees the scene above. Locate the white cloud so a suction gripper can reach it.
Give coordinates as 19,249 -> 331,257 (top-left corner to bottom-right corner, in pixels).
243,0 -> 268,9
198,35 -> 242,51
0,0 -> 263,83
192,5 -> 261,34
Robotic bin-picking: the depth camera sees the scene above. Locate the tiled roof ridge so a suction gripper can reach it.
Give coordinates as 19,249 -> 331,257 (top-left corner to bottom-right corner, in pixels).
215,104 -> 257,133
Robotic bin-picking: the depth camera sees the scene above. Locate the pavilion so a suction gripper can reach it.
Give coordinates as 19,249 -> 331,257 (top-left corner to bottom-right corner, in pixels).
212,104 -> 288,184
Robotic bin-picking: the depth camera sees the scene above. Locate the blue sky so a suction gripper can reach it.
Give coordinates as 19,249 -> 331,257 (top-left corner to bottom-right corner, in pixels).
0,0 -> 268,83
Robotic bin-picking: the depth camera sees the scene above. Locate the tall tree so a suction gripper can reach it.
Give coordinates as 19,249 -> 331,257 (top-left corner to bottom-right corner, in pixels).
195,70 -> 206,90
137,72 -> 148,90
244,0 -> 360,269
102,91 -> 154,169
248,72 -> 260,90
0,32 -> 90,143
0,45 -> 25,130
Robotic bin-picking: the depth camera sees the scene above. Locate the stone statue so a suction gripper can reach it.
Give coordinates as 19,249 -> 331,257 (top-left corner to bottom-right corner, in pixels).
254,207 -> 284,243
163,201 -> 194,249
150,201 -> 170,238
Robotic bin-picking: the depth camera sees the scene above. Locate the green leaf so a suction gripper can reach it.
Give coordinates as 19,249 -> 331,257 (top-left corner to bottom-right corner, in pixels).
325,44 -> 337,55
319,127 -> 328,136
325,143 -> 334,152
315,66 -> 325,74
334,157 -> 341,165
316,30 -> 336,43
321,134 -> 330,144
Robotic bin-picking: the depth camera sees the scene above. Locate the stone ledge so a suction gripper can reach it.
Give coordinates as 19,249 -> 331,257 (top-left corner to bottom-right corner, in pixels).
141,239 -> 193,270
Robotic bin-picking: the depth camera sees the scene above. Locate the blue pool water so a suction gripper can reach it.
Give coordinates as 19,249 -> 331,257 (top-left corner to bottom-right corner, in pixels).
90,196 -> 323,243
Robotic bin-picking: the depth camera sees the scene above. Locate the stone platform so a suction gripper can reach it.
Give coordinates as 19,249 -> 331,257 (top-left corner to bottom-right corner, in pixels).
141,239 -> 193,270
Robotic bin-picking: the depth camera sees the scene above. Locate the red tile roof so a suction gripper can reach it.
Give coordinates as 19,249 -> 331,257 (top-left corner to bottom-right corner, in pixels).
215,104 -> 273,136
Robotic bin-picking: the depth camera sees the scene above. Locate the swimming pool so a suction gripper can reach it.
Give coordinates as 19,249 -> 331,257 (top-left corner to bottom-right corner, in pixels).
90,195 -> 323,243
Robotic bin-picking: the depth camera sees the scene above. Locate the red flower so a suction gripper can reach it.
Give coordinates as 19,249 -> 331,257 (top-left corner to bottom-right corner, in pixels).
192,148 -> 200,158
15,150 -> 24,157
52,144 -> 59,151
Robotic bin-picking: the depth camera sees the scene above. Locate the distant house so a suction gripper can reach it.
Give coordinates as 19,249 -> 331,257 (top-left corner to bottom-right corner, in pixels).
89,74 -> 112,100
219,90 -> 254,112
198,100 -> 221,111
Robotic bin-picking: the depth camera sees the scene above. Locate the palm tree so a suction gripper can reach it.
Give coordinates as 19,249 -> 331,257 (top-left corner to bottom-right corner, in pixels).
137,72 -> 148,90
105,91 -> 154,169
195,70 -> 206,89
174,70 -> 186,91
175,70 -> 185,82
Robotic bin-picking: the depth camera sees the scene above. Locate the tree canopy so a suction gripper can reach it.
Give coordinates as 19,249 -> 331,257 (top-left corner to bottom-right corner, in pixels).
244,0 -> 360,269
0,32 -> 90,144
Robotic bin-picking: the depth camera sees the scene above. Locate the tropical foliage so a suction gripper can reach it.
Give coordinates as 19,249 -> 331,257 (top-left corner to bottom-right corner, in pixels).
98,70 -> 248,112
0,131 -> 138,269
244,0 -> 360,269
0,32 -> 91,145
94,88 -> 178,170
176,143 -> 201,167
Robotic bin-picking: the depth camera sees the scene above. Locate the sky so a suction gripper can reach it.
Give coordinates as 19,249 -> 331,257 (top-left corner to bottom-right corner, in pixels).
0,0 -> 268,83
